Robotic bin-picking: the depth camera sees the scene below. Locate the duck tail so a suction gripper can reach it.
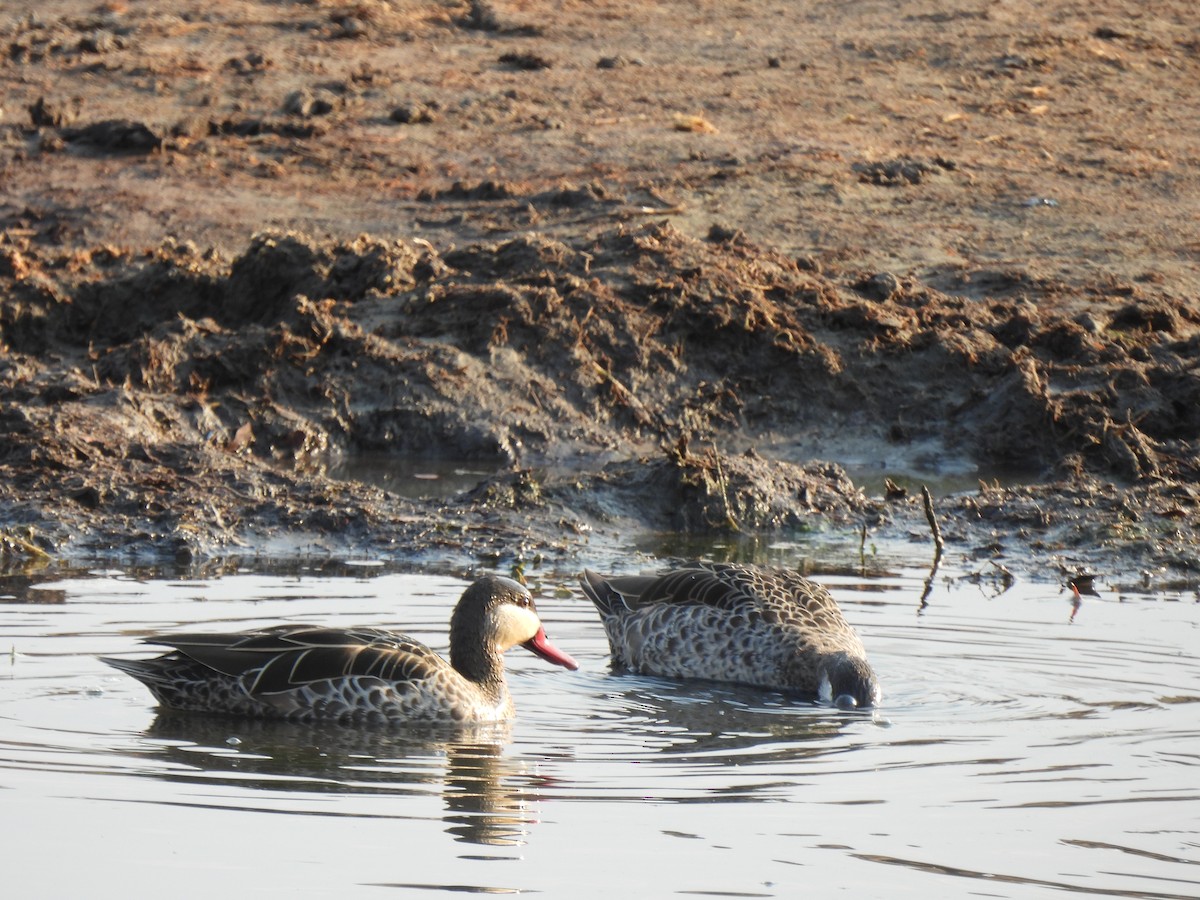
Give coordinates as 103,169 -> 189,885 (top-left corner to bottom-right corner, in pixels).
99,655 -> 169,686
580,570 -> 625,616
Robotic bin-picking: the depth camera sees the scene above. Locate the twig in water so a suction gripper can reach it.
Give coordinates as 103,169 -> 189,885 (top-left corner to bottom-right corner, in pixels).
859,522 -> 867,575
921,485 -> 944,560
918,485 -> 944,611
712,450 -> 741,532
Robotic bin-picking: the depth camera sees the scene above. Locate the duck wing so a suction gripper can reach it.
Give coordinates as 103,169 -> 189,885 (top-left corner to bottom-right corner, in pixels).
683,563 -> 859,635
581,566 -> 762,619
583,562 -> 865,654
585,563 -> 840,618
146,626 -> 447,696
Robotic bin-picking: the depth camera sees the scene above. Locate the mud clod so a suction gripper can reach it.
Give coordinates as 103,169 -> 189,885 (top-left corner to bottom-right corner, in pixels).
62,119 -> 162,154
498,51 -> 553,71
854,157 -> 954,186
28,95 -> 80,127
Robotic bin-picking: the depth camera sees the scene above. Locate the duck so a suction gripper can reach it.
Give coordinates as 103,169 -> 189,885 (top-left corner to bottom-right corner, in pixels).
580,561 -> 879,709
101,574 -> 579,723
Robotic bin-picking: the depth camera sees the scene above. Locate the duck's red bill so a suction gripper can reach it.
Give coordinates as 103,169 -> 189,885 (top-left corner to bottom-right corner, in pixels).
523,626 -> 579,670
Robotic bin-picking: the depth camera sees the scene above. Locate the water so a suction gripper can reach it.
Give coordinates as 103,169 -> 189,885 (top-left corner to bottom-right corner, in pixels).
2,559 -> 1198,898
326,455 -> 494,500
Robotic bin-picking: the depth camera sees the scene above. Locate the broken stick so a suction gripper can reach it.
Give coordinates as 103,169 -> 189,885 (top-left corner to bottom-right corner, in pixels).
921,485 -> 944,561
918,485 -> 944,611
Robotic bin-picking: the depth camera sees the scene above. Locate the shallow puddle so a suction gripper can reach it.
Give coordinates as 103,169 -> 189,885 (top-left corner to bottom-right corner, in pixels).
2,556 -> 1198,897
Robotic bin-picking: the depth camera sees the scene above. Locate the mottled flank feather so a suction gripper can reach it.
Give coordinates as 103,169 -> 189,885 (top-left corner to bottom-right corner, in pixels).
580,561 -> 879,708
102,575 -> 578,724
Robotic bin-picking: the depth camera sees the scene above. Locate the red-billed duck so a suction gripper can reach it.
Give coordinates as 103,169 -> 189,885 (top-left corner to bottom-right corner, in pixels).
102,574 -> 578,723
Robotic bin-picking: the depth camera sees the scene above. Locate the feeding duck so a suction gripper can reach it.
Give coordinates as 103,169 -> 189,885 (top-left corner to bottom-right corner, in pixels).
580,561 -> 879,709
101,574 -> 579,723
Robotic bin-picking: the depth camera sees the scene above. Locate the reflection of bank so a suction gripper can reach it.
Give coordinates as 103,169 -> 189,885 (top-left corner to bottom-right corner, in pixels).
140,714 -> 537,846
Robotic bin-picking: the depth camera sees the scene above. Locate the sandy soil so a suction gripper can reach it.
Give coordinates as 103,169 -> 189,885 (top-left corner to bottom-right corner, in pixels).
1,0 -> 1199,591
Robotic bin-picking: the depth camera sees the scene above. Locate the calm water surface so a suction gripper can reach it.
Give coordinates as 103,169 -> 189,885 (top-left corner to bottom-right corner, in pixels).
2,557 -> 1198,898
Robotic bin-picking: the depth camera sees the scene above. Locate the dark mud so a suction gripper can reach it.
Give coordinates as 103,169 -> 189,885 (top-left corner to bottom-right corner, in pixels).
2,1 -> 1199,593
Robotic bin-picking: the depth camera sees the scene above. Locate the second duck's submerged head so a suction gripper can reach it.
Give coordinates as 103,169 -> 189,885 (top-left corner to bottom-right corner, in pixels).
818,652 -> 880,710
450,575 -> 579,678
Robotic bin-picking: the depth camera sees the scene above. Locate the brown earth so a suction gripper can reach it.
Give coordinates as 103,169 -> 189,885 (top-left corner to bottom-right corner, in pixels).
1,0 -> 1199,592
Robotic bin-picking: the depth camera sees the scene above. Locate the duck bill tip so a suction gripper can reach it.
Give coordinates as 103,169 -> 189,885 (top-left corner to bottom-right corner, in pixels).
523,626 -> 579,671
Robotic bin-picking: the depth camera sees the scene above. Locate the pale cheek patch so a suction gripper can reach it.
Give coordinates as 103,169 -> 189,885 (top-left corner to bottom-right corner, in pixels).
490,604 -> 541,649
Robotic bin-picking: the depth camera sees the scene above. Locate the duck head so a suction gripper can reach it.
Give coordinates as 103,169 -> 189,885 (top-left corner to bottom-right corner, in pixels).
818,652 -> 880,710
451,575 -> 579,672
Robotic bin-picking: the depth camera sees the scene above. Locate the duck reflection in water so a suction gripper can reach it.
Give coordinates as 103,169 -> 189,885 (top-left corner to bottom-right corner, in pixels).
140,713 -> 540,847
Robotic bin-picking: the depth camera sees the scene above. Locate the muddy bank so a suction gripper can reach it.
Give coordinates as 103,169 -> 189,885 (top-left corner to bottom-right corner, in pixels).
2,221 -> 1199,590
2,0 -> 1200,592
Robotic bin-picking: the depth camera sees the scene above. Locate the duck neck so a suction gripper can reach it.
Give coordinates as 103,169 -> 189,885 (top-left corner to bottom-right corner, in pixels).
451,644 -> 508,699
